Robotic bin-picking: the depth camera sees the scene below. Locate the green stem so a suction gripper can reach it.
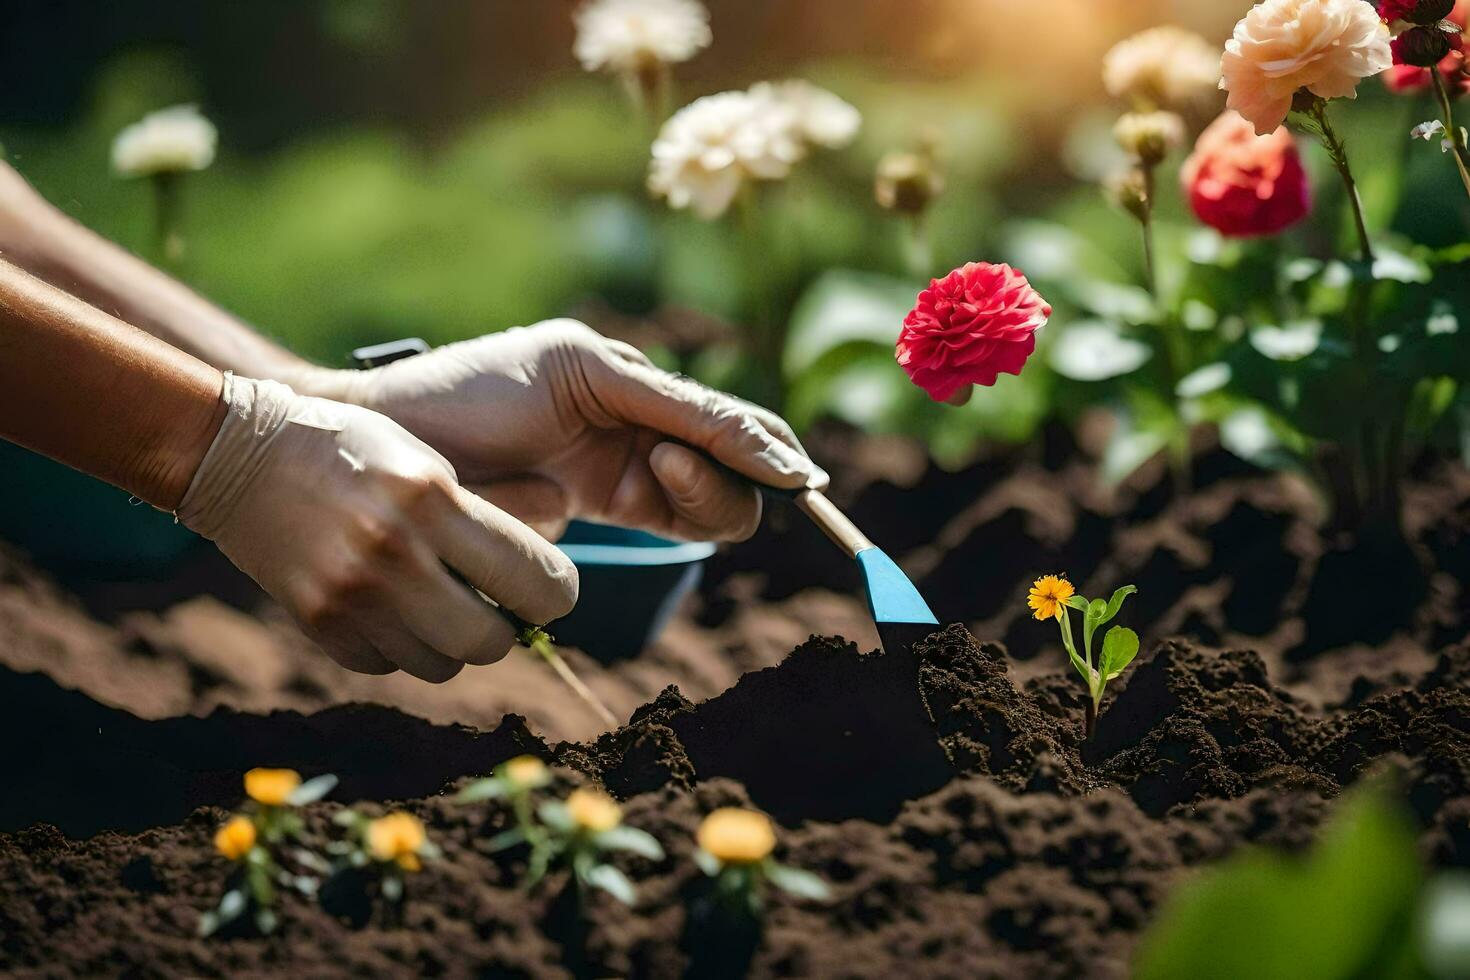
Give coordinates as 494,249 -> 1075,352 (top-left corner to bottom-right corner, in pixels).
151,171 -> 184,267
1431,69 -> 1470,203
1139,161 -> 1191,495
1309,100 -> 1374,266
904,212 -> 933,279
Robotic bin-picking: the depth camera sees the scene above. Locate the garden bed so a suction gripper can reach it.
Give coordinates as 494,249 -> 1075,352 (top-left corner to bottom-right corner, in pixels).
1,431 -> 1468,977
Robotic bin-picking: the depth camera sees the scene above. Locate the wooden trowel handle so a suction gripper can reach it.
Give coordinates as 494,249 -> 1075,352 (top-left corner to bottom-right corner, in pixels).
791,489 -> 874,559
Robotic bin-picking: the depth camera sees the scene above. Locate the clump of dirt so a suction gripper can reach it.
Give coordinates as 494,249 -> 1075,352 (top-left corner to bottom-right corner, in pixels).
5,617 -> 1470,977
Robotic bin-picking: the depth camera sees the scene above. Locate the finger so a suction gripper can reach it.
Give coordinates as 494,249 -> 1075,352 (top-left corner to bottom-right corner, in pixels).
735,399 -> 830,490
430,486 -> 579,625
465,475 -> 569,526
385,541 -> 517,666
355,609 -> 466,683
592,357 -> 816,490
304,622 -> 399,675
649,442 -> 762,542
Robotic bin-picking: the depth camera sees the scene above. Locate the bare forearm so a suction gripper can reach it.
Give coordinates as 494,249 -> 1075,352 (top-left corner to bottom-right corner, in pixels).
0,163 -> 312,383
0,259 -> 226,508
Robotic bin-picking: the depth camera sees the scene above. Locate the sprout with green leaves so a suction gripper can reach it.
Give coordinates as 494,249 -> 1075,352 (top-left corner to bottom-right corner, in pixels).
1028,575 -> 1140,738
693,807 -> 831,919
198,768 -> 337,937
326,809 -> 440,926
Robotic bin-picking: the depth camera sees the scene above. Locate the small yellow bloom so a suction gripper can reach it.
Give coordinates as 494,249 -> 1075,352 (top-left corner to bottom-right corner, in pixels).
367,812 -> 427,871
1028,575 -> 1075,622
244,768 -> 301,807
566,788 -> 622,833
501,755 -> 551,791
697,808 -> 776,864
214,815 -> 257,861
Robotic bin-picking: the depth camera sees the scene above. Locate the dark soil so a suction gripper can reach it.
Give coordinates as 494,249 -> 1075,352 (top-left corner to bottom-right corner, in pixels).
1,427 -> 1468,977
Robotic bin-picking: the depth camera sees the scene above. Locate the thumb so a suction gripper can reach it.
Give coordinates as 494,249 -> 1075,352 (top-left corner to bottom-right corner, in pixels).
592,355 -> 822,491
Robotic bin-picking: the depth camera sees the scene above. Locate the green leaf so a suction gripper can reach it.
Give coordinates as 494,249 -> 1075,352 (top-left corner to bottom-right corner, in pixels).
1066,647 -> 1092,687
485,827 -> 527,852
595,826 -> 664,861
765,863 -> 833,902
455,778 -> 506,803
1063,595 -> 1091,611
782,269 -> 920,378
1100,627 -> 1140,682
1101,585 -> 1137,625
693,849 -> 722,876
583,863 -> 637,905
1133,783 -> 1421,980
537,801 -> 574,833
287,774 -> 338,807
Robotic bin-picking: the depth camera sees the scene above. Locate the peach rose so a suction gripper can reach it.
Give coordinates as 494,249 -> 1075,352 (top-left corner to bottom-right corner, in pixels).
1182,111 -> 1311,237
1221,0 -> 1394,135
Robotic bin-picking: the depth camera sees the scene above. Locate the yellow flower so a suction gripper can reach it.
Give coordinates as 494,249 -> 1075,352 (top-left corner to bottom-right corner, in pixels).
1028,575 -> 1075,622
214,815 -> 256,861
367,812 -> 427,872
501,755 -> 551,791
244,768 -> 301,807
697,808 -> 776,864
1221,0 -> 1393,135
566,788 -> 622,833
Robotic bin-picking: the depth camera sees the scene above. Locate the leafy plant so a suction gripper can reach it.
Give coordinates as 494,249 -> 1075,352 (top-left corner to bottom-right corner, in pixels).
692,807 -> 831,919
199,767 -> 337,937
1027,575 -> 1139,738
327,809 -> 440,926
461,765 -> 663,908
1134,781 -> 1427,980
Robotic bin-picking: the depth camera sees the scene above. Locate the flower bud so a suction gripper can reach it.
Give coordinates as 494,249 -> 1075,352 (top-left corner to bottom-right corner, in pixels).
1113,111 -> 1185,166
214,815 -> 257,862
1408,0 -> 1456,25
697,808 -> 777,864
1394,25 -> 1455,66
1104,169 -> 1150,222
875,151 -> 944,215
244,768 -> 300,807
567,788 -> 622,833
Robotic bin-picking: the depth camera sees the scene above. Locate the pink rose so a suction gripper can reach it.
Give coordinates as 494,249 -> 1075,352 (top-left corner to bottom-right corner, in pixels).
895,262 -> 1051,403
1181,111 -> 1312,238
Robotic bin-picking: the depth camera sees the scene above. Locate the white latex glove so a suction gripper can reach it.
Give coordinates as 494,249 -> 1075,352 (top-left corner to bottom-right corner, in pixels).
177,375 -> 578,682
297,320 -> 828,542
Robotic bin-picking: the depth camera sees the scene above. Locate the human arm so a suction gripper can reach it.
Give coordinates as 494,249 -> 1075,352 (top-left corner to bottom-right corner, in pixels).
0,258 -> 577,682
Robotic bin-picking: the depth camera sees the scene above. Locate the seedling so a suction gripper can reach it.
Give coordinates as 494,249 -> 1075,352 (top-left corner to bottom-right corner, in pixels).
516,624 -> 618,729
465,770 -> 663,906
328,809 -> 440,925
198,767 -> 338,937
692,807 -> 831,919
1028,575 -> 1140,739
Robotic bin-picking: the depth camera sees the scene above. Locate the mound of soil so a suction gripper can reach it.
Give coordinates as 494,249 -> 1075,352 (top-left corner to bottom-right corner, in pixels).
5,619 -> 1470,978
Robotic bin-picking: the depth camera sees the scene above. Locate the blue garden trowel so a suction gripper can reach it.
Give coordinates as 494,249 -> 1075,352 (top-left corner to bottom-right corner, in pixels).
781,487 -> 939,656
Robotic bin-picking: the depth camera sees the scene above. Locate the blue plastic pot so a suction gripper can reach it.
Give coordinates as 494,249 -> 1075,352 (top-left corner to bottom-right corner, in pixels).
551,520 -> 715,663
0,442 -> 201,575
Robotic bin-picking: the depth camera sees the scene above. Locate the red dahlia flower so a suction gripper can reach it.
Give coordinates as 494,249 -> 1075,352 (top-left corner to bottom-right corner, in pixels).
1380,0 -> 1420,21
1181,111 -> 1312,238
895,262 -> 1051,403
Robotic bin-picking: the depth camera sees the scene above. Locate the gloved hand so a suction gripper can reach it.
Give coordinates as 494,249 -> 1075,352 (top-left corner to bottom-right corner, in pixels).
294,320 -> 827,542
177,375 -> 578,681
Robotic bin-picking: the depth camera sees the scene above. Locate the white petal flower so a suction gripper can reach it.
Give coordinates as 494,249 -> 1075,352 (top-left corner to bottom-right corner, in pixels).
1048,321 -> 1153,381
111,105 -> 217,178
648,80 -> 859,219
1175,362 -> 1232,399
574,0 -> 711,74
749,80 -> 861,150
647,90 -> 804,219
1103,26 -> 1223,110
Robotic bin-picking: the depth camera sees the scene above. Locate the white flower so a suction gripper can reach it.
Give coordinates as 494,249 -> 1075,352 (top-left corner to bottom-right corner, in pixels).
647,90 -> 804,219
1048,321 -> 1152,381
574,0 -> 711,74
1103,26 -> 1223,110
749,80 -> 861,150
111,105 -> 217,178
648,80 -> 860,219
1175,362 -> 1232,399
